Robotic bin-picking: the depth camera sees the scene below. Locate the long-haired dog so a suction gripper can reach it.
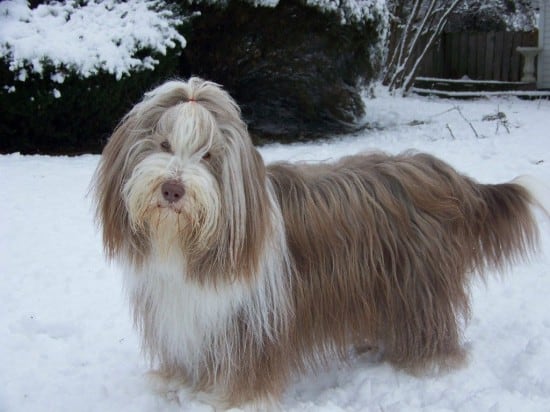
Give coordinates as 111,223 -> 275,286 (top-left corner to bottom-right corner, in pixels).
93,77 -> 544,409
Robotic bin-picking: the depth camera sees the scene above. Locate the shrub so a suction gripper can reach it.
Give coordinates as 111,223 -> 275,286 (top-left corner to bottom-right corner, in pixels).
178,0 -> 388,142
0,0 -> 187,154
0,0 -> 388,153
0,51 -> 181,154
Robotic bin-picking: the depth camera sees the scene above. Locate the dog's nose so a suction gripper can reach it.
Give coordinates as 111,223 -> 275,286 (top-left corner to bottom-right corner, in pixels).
161,180 -> 185,203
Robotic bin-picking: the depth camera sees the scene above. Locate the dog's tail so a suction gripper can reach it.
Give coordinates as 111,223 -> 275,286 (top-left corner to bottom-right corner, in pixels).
472,177 -> 544,273
513,175 -> 550,217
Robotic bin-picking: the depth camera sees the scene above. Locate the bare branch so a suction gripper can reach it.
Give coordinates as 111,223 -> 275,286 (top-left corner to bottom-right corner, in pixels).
454,105 -> 481,139
446,123 -> 456,140
389,0 -> 438,90
402,0 -> 464,92
384,1 -> 423,84
396,0 -> 423,69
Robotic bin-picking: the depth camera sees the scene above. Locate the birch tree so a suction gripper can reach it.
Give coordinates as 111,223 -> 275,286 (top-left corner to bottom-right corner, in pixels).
384,0 -> 463,94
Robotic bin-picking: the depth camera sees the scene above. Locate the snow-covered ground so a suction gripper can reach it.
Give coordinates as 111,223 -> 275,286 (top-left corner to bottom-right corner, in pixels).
1,92 -> 549,412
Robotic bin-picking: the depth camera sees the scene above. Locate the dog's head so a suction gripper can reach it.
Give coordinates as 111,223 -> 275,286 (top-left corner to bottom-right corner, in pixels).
93,78 -> 271,282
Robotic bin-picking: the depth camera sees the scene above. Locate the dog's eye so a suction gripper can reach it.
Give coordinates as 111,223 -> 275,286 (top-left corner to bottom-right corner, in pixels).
160,140 -> 171,152
202,151 -> 211,161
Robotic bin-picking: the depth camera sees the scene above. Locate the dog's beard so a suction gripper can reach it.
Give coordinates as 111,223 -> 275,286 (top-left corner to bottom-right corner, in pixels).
122,152 -> 220,259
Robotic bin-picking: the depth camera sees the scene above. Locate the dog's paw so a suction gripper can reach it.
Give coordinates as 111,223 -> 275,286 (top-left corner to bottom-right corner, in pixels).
146,369 -> 190,403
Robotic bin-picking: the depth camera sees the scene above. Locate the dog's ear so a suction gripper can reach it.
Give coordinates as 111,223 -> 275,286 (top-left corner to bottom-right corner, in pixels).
221,140 -> 272,280
187,127 -> 273,283
93,112 -> 149,262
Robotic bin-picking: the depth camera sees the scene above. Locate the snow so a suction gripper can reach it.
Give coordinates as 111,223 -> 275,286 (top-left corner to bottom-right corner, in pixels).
412,88 -> 550,98
2,91 -> 550,411
0,0 -> 186,81
416,76 -> 529,85
303,0 -> 388,24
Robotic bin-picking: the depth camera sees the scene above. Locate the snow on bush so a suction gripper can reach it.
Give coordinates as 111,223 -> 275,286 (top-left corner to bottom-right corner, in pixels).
238,0 -> 389,64
0,0 -> 388,84
305,0 -> 388,24
0,0 -> 187,82
242,0 -> 388,24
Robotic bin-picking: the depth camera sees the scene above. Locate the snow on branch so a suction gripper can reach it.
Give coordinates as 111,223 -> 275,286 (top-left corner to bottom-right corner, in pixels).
383,0 -> 463,94
0,0 -> 187,82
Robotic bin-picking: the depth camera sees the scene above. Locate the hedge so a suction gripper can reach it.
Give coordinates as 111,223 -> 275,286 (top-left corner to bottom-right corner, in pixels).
0,50 -> 181,154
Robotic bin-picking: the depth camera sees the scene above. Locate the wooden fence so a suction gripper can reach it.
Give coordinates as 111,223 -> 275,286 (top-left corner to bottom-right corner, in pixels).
417,31 -> 538,82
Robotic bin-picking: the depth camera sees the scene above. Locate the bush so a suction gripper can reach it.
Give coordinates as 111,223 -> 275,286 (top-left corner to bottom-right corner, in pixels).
445,0 -> 536,32
0,0 -> 187,154
178,0 -> 387,142
0,0 -> 387,153
0,51 -> 181,154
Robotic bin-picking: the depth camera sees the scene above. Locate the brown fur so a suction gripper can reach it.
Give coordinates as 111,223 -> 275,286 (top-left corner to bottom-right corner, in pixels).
268,152 -> 538,372
219,152 -> 539,405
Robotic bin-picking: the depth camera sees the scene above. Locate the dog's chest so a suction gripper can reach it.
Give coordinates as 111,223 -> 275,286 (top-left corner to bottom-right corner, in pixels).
126,255 -> 246,364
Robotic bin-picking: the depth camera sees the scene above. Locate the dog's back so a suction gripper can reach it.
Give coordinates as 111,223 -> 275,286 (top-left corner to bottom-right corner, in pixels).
268,151 -> 539,371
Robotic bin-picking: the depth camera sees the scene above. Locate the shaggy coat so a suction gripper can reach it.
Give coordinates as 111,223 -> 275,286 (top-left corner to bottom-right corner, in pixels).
93,77 -> 540,408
